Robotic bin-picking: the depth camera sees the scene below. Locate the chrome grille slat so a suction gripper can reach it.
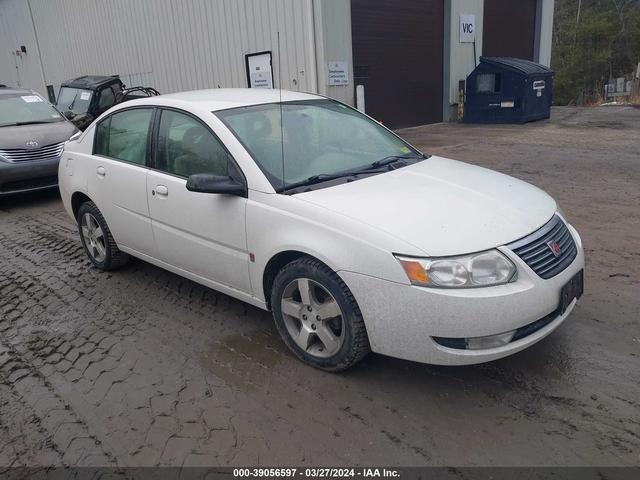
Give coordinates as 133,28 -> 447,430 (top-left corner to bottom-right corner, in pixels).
1,149 -> 62,156
517,221 -> 564,257
508,215 -> 578,279
556,229 -> 573,248
529,252 -> 557,270
522,244 -> 552,262
538,245 -> 577,276
0,141 -> 65,162
526,228 -> 573,267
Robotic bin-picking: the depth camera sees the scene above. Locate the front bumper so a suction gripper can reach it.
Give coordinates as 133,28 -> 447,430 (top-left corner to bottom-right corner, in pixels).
0,157 -> 60,195
339,223 -> 585,366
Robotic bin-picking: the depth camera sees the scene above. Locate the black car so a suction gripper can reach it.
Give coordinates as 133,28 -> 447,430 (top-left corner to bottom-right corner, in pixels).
56,75 -> 159,131
0,86 -> 78,196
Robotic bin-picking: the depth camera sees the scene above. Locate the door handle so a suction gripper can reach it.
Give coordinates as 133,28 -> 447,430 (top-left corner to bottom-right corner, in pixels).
155,185 -> 169,196
96,166 -> 106,177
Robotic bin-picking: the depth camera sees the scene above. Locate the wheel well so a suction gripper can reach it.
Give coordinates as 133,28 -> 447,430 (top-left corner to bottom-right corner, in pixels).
71,192 -> 92,220
263,250 -> 313,310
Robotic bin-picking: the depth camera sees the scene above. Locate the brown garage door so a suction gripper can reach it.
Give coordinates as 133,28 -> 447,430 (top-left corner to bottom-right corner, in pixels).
483,0 -> 537,60
351,0 -> 444,128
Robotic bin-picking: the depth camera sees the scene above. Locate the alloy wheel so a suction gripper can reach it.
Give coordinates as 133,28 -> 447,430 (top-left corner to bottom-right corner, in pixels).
280,278 -> 345,358
81,213 -> 107,263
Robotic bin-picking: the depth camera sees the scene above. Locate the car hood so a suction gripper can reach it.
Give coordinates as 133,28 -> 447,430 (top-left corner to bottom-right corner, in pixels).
295,156 -> 557,256
0,121 -> 77,149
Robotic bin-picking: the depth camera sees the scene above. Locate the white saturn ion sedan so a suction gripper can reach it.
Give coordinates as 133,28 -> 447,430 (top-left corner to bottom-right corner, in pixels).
59,89 -> 584,371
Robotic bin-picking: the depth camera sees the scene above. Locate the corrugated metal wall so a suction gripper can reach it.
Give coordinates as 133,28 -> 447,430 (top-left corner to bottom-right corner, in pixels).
3,0 -> 318,96
0,0 -> 45,91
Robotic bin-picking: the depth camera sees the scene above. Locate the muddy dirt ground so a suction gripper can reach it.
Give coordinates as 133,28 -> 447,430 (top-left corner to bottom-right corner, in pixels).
0,106 -> 638,468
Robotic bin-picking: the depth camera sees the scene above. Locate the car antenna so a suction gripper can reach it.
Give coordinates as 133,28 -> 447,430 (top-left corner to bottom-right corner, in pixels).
278,31 -> 285,191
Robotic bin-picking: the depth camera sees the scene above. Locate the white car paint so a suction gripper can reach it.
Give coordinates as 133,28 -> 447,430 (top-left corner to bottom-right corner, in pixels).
295,156 -> 558,256
146,169 -> 251,293
59,89 -> 584,366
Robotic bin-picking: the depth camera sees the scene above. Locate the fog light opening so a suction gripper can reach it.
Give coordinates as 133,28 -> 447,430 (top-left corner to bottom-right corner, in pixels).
465,331 -> 516,350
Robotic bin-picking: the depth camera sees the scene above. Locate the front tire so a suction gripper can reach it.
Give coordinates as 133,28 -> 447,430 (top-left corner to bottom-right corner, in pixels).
77,201 -> 129,271
271,257 -> 370,371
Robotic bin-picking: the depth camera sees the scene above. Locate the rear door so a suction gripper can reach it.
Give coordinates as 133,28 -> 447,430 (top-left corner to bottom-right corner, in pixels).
146,108 -> 251,293
88,107 -> 157,256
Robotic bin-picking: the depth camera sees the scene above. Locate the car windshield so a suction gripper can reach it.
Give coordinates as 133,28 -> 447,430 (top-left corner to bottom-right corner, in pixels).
215,99 -> 423,191
56,87 -> 93,115
0,93 -> 65,127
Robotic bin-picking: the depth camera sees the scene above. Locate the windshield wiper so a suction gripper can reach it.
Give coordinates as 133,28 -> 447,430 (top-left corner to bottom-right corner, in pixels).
283,172 -> 357,192
281,153 -> 428,193
0,120 -> 54,127
370,153 -> 425,169
67,92 -> 79,111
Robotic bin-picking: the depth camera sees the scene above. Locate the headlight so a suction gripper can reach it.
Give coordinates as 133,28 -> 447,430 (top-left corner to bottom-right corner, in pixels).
395,250 -> 517,288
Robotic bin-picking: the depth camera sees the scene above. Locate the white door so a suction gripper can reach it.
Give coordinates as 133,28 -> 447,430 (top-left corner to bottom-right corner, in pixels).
146,109 -> 250,293
87,107 -> 157,257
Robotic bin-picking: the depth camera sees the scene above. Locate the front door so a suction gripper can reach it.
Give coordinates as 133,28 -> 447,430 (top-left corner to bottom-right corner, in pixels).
146,108 -> 251,293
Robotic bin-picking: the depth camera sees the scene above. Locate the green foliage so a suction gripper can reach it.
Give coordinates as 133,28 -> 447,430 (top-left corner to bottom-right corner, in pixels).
552,0 -> 640,104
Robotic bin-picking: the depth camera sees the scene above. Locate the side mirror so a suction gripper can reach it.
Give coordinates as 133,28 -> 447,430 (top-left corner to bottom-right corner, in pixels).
62,110 -> 76,120
186,174 -> 247,197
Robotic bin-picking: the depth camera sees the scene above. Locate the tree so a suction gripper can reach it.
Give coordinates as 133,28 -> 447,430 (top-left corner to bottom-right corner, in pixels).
552,0 -> 640,104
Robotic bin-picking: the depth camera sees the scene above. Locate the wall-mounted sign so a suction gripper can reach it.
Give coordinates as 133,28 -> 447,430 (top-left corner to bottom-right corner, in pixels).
245,51 -> 273,89
460,14 -> 476,43
327,61 -> 349,86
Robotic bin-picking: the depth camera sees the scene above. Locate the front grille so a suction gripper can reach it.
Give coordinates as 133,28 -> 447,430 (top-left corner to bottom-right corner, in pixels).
0,141 -> 65,162
508,215 -> 577,279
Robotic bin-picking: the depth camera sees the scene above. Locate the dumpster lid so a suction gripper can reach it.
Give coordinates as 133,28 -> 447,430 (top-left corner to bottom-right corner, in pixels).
480,57 -> 554,75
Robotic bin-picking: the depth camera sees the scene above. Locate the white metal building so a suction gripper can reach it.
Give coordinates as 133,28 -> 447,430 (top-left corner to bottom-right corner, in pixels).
0,0 -> 554,128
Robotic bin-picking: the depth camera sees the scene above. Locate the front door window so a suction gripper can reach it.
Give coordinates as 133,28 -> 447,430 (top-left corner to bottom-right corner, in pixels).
156,110 -> 229,177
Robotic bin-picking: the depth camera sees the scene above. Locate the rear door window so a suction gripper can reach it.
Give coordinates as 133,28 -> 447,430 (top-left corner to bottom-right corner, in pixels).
97,87 -> 116,112
94,108 -> 153,166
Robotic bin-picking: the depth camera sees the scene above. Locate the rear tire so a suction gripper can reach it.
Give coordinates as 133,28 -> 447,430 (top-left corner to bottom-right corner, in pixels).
271,257 -> 370,371
77,201 -> 129,271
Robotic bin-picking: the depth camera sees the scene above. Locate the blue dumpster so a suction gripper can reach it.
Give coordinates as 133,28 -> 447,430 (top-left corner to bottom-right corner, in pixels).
464,57 -> 554,124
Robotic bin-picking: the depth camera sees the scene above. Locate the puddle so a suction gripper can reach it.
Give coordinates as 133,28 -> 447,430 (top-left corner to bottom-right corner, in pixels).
203,329 -> 287,389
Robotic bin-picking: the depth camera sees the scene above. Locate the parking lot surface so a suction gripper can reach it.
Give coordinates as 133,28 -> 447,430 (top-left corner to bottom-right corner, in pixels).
0,106 -> 638,468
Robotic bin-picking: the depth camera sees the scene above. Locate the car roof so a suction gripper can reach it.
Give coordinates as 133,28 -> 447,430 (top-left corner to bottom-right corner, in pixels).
61,75 -> 121,89
122,88 -> 325,112
0,87 -> 35,96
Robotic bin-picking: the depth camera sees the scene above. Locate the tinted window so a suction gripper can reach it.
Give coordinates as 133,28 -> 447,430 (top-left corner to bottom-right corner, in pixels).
94,117 -> 110,155
94,108 -> 153,165
157,110 -> 229,177
97,87 -> 115,111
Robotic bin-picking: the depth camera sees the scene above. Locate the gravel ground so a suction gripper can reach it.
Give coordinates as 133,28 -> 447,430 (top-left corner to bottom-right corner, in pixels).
0,106 -> 638,468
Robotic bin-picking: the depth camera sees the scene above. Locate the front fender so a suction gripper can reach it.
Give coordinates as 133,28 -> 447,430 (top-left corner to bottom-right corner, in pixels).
246,191 -> 420,302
